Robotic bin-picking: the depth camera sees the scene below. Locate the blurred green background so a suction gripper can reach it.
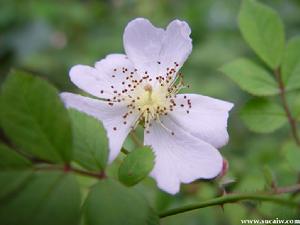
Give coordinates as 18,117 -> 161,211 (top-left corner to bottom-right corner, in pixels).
1,0 -> 300,224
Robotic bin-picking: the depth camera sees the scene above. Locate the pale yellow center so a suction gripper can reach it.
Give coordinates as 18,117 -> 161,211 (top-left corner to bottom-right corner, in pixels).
129,84 -> 170,126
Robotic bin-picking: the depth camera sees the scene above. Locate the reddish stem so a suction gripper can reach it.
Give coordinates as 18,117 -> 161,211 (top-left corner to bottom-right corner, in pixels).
274,68 -> 300,146
70,167 -> 106,179
36,164 -> 106,180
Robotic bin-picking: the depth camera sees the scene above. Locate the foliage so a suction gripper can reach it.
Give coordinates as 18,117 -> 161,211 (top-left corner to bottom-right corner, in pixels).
238,0 -> 285,69
220,58 -> 279,96
69,109 -> 109,171
84,179 -> 159,225
119,146 -> 154,186
0,70 -> 72,163
240,98 -> 286,133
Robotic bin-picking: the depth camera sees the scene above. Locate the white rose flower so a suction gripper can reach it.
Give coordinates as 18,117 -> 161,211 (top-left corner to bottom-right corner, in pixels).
61,18 -> 233,194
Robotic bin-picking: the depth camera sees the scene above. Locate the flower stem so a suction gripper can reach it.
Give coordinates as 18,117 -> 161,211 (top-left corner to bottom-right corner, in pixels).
130,130 -> 143,147
159,185 -> 300,218
274,68 -> 300,146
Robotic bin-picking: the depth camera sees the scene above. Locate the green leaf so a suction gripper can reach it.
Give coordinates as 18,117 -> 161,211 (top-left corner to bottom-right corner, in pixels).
119,146 -> 154,186
0,143 -> 32,169
240,98 -> 287,133
0,170 -> 81,225
0,70 -> 73,163
287,91 -> 300,121
220,58 -> 279,96
69,109 -> 108,171
238,0 -> 285,69
263,165 -> 276,190
0,170 -> 33,199
84,179 -> 159,225
283,141 -> 300,171
282,37 -> 300,91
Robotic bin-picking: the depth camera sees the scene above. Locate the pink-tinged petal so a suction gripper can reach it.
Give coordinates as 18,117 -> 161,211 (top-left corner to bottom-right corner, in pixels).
219,158 -> 229,178
69,54 -> 137,99
170,94 -> 234,148
123,18 -> 192,82
144,116 -> 223,194
60,92 -> 138,162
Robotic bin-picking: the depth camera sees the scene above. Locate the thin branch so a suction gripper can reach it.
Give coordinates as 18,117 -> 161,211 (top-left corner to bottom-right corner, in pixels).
35,164 -> 106,179
159,186 -> 300,218
275,183 -> 300,194
70,167 -> 106,179
274,68 -> 300,146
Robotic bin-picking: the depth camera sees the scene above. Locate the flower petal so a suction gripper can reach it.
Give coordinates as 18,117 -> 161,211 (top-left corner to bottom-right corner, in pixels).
95,53 -> 140,89
69,65 -> 110,98
69,54 -> 138,99
170,94 -> 234,148
60,92 -> 138,162
160,20 -> 193,73
144,116 -> 223,194
123,18 -> 192,82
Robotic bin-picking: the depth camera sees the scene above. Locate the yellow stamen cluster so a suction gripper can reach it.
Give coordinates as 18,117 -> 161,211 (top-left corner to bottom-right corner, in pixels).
103,61 -> 192,134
